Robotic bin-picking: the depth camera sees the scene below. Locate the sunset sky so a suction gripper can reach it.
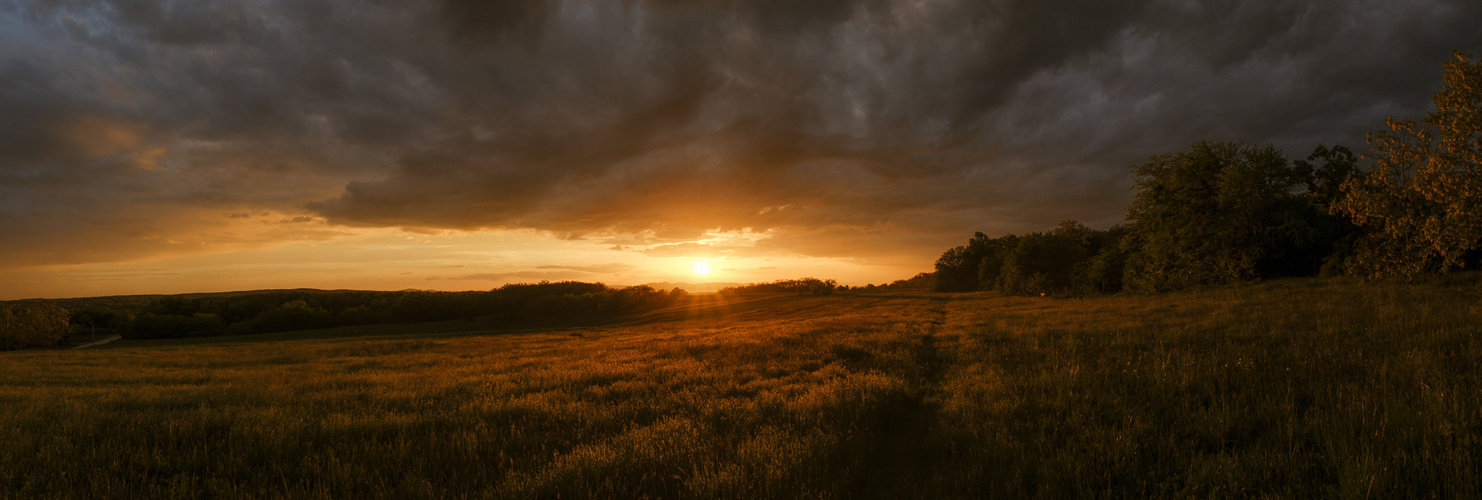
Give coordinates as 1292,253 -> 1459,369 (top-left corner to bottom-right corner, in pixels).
3,0 -> 1480,299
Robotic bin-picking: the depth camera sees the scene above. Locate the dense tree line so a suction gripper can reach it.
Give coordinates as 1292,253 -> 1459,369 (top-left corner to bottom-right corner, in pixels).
934,221 -> 1131,295
935,53 -> 1482,295
720,278 -> 839,295
56,282 -> 689,340
857,273 -> 937,292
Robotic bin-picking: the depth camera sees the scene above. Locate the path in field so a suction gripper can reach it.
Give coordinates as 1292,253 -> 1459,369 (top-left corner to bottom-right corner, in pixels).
71,335 -> 121,349
853,296 -> 958,496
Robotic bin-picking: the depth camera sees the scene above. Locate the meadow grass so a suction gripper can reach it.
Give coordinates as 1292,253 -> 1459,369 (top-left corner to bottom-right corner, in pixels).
3,278 -> 1481,498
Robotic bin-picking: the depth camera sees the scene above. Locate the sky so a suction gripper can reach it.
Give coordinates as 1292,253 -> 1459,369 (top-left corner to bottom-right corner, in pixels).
2,0 -> 1480,299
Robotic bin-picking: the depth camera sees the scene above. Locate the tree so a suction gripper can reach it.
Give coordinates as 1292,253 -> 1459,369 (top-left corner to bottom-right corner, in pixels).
975,233 -> 1021,291
1292,145 -> 1362,276
998,230 -> 1086,296
1122,141 -> 1327,292
229,300 -> 333,334
1,302 -> 70,350
1334,52 -> 1482,278
933,232 -> 997,292
126,313 -> 226,339
1074,225 -> 1130,294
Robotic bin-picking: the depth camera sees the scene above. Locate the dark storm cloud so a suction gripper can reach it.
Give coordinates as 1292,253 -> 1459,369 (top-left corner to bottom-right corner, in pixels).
3,0 -> 1481,267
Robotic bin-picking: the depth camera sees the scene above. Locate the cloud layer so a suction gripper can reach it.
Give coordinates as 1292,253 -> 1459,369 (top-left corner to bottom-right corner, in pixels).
4,0 -> 1481,271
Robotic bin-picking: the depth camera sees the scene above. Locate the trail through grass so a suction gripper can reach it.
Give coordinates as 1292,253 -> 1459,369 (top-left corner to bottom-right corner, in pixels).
3,278 -> 1481,498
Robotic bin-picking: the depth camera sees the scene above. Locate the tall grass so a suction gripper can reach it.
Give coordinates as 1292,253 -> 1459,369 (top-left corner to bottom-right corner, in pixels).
3,277 -> 1480,498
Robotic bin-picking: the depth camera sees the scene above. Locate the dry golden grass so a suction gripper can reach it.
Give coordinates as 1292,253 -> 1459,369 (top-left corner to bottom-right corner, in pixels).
3,277 -> 1481,498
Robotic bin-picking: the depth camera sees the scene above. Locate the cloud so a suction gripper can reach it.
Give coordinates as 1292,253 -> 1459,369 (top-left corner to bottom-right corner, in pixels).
431,267 -> 632,281
535,263 -> 639,274
4,0 -> 1482,272
431,271 -> 558,281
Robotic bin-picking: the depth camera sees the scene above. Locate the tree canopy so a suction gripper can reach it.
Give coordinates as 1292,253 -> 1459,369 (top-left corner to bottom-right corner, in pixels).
932,140 -> 1361,295
928,54 -> 1482,294
1121,141 -> 1347,292
1335,52 -> 1482,278
1,302 -> 70,350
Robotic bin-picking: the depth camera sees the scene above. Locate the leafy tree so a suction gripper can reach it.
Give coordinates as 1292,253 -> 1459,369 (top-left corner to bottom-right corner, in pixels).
1335,52 -> 1482,278
935,232 -> 1043,292
998,230 -> 1086,296
992,222 -> 1101,296
1122,141 -> 1327,292
1292,145 -> 1363,276
1296,145 -> 1359,205
1,302 -> 70,350
931,221 -> 1127,296
933,233 -> 995,292
974,234 -> 1021,291
1074,225 -> 1130,294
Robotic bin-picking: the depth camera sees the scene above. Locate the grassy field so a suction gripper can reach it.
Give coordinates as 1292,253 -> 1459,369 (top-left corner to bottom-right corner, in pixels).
3,277 -> 1482,498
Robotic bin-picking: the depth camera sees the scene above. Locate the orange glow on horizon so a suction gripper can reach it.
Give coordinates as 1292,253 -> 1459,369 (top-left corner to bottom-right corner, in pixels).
0,226 -> 926,300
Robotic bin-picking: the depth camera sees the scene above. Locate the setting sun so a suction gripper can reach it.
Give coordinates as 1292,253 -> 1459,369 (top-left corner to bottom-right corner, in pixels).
691,261 -> 711,276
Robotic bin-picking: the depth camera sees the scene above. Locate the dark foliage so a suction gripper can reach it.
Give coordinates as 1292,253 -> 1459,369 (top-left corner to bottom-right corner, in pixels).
1121,141 -> 1351,292
0,302 -> 70,350
126,313 -> 227,339
721,278 -> 839,295
934,221 -> 1120,296
999,224 -> 1090,296
861,273 -> 935,292
101,282 -> 688,339
931,141 -> 1361,296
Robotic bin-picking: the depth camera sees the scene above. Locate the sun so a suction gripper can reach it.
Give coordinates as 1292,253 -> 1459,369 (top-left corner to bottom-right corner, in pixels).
691,261 -> 711,276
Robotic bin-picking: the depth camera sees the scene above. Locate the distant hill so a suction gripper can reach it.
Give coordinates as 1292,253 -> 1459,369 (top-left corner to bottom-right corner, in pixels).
9,288 -> 367,310
4,283 -> 750,307
640,282 -> 745,294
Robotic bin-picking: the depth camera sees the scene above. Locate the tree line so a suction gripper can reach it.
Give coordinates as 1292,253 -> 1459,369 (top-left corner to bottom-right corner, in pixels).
934,52 -> 1482,295
720,278 -> 840,295
29,282 -> 691,343
5,278 -> 878,347
6,278 -> 867,348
